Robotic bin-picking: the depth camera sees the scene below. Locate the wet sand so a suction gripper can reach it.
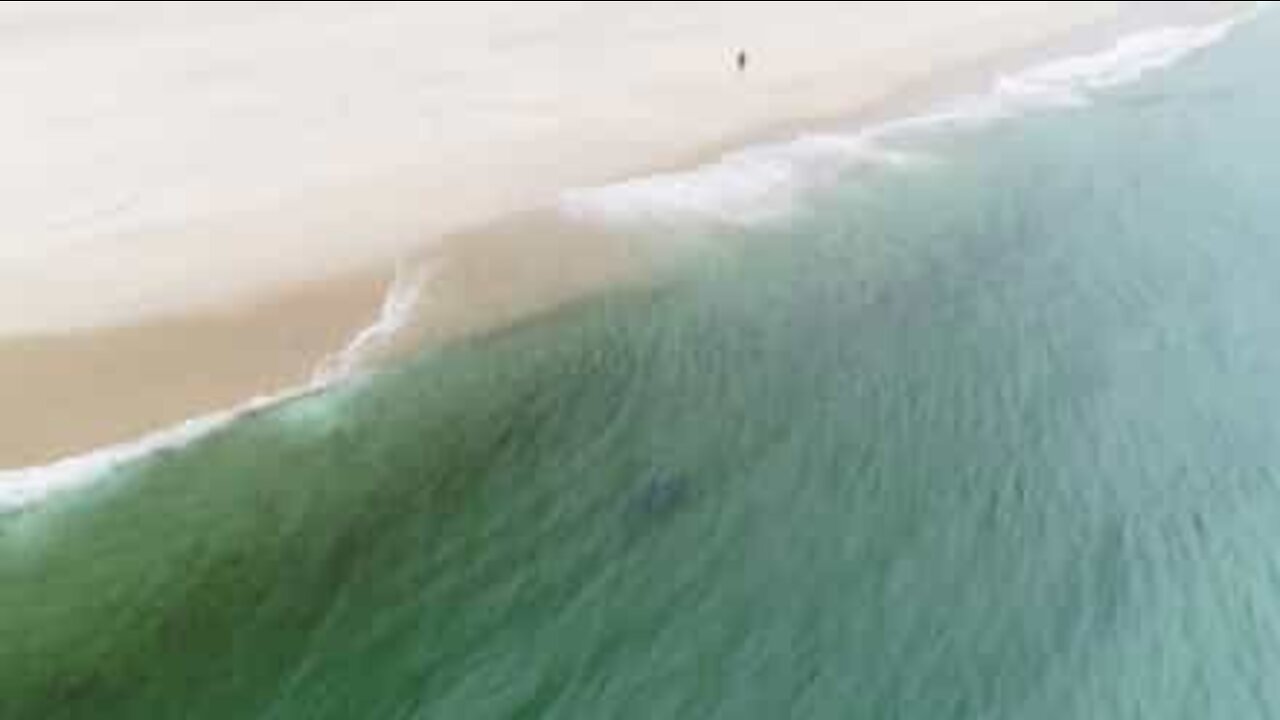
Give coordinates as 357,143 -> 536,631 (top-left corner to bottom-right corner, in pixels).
0,270 -> 388,467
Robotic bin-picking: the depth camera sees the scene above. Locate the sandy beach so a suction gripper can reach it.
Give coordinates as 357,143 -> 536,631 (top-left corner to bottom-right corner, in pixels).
5,1 -> 1235,467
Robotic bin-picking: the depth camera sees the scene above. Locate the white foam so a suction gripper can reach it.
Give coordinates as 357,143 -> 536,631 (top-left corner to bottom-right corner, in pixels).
0,391 -> 295,513
312,261 -> 431,385
1004,20 -> 1236,100
0,265 -> 431,515
562,14 -> 1248,227
560,136 -> 920,227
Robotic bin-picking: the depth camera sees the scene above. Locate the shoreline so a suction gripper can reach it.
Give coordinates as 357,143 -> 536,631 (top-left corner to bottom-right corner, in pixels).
0,2 -> 1246,473
0,269 -> 389,468
2,2 -> 1124,336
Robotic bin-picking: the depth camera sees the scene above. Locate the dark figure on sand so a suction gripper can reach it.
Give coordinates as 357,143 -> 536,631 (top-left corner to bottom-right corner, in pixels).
736,49 -> 747,73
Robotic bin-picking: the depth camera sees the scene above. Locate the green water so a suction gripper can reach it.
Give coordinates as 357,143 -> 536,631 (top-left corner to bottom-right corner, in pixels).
4,13 -> 1280,719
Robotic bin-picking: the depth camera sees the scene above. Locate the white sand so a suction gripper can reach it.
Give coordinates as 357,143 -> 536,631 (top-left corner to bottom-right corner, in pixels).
0,1 -> 1121,335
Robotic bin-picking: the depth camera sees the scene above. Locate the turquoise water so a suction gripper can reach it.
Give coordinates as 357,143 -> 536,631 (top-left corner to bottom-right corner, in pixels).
4,13 -> 1279,719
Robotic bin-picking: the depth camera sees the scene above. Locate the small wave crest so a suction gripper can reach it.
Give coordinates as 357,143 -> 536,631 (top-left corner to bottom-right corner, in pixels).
560,136 -> 920,227
0,264 -> 431,515
0,393 -> 288,513
996,20 -> 1239,105
312,261 -> 431,385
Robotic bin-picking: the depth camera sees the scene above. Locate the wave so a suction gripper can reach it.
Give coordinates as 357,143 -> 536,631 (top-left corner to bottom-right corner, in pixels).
561,136 -> 919,227
0,9 -> 1255,515
996,17 -> 1238,106
0,391 -> 298,513
0,262 -> 430,515
561,13 -> 1250,227
311,261 -> 431,385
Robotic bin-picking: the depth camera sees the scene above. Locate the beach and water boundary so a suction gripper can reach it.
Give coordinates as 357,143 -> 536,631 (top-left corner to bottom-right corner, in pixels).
4,4 -> 1280,717
0,2 -> 1254,511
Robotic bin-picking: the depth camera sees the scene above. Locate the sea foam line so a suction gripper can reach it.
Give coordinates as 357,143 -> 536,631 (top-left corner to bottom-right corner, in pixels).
0,263 -> 431,514
0,391 -> 303,512
561,14 -> 1247,228
312,261 -> 431,385
0,9 -> 1256,515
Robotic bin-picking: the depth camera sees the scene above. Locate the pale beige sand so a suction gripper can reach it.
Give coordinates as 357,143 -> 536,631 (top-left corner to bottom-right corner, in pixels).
0,272 -> 388,467
5,1 -> 1242,468
1,2 -> 1121,335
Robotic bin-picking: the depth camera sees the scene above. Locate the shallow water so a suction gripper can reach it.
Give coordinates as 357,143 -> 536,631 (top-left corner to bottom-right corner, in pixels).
3,10 -> 1279,719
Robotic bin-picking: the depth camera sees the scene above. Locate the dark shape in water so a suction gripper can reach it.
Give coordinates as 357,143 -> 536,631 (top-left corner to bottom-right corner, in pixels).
627,472 -> 692,522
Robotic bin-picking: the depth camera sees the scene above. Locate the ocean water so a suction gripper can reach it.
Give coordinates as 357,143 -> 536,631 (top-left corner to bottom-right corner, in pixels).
4,9 -> 1280,719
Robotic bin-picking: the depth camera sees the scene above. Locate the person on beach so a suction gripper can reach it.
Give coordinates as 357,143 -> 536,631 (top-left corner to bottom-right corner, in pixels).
736,49 -> 747,73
